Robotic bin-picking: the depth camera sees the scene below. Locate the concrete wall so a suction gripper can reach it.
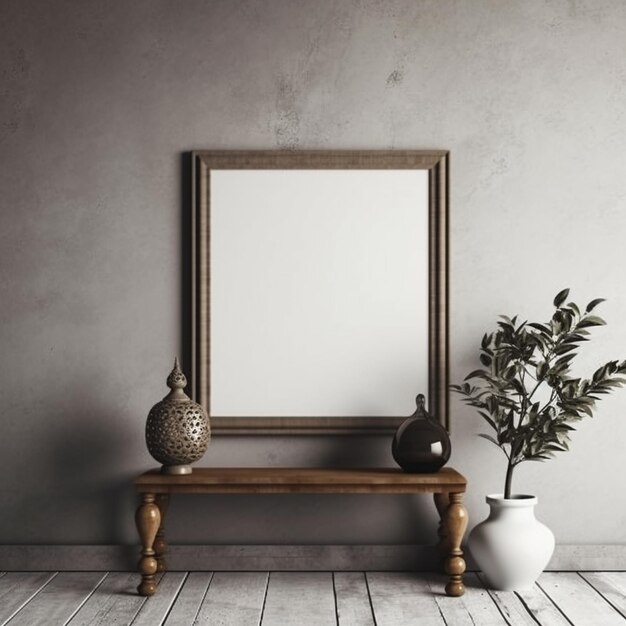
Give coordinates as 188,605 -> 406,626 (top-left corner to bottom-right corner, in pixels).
1,0 -> 626,546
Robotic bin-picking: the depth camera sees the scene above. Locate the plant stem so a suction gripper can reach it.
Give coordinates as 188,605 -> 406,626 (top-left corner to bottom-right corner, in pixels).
538,389 -> 557,415
504,461 -> 515,499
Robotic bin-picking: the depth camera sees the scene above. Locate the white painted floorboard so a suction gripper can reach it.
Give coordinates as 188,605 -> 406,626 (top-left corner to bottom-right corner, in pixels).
5,572 -> 105,626
66,573 -> 149,626
430,573 -> 507,625
538,572 -> 626,625
581,572 -> 626,619
333,572 -> 375,626
194,572 -> 268,625
366,572 -> 445,626
0,572 -> 57,625
163,572 -> 213,626
262,572 -> 336,626
516,582 -> 572,625
131,573 -> 187,626
2,570 -> 626,625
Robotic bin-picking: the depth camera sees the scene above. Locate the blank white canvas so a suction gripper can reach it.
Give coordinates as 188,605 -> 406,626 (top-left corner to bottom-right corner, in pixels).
210,169 -> 429,417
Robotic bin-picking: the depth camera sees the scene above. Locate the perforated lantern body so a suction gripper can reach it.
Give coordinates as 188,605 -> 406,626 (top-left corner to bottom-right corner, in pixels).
145,358 -> 210,474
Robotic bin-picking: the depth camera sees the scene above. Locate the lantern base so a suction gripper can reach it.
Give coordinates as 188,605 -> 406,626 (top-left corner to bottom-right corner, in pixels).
161,464 -> 192,475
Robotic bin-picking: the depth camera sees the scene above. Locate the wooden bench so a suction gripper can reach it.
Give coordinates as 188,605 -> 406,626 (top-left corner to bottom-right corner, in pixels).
134,467 -> 468,597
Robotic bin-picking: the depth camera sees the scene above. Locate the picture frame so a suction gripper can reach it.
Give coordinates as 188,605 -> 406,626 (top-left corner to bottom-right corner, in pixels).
191,150 -> 449,434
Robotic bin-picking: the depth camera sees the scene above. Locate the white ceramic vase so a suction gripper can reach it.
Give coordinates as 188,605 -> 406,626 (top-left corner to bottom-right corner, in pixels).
468,494 -> 555,591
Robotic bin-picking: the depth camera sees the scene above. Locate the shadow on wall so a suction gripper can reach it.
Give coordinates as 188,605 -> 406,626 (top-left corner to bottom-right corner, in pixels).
2,388 -> 139,547
318,435 -> 439,542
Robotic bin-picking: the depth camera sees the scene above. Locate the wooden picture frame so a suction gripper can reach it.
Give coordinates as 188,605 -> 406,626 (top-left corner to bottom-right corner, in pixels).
191,150 -> 449,434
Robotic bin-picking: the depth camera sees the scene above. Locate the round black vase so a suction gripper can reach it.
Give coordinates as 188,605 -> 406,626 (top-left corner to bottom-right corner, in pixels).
392,394 -> 451,473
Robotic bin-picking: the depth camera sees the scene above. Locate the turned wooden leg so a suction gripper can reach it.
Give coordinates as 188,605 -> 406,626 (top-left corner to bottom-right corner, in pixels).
443,491 -> 468,597
136,493 -> 161,596
154,494 -> 169,573
433,492 -> 450,557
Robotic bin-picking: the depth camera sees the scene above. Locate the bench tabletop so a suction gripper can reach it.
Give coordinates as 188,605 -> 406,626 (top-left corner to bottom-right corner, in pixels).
135,467 -> 467,494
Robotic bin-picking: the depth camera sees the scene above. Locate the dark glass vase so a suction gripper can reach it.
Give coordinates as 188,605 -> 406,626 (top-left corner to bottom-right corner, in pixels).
392,394 -> 451,473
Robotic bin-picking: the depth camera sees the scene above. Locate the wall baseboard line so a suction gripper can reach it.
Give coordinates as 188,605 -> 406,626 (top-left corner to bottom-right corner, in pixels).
0,544 -> 624,572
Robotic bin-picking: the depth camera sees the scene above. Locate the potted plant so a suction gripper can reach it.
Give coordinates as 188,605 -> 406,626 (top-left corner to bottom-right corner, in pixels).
452,288 -> 626,590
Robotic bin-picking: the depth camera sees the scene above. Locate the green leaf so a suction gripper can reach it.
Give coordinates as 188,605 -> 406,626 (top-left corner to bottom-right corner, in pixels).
578,315 -> 606,328
554,354 -> 576,368
606,378 -> 626,387
586,315 -> 607,325
578,403 -> 594,417
560,310 -> 573,332
555,423 -> 576,432
510,379 -> 526,396
592,364 -> 607,382
477,434 -> 500,447
478,412 -> 498,430
464,369 -> 487,381
554,288 -> 570,308
567,333 -> 589,343
585,298 -> 606,313
528,322 -> 551,333
566,302 -> 581,316
554,343 -> 577,355
501,367 -> 514,381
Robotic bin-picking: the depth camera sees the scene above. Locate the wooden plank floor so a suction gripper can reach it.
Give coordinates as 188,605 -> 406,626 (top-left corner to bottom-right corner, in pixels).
0,571 -> 625,625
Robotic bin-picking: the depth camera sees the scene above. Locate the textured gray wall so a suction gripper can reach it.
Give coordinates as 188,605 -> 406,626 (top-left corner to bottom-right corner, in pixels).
1,0 -> 626,546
